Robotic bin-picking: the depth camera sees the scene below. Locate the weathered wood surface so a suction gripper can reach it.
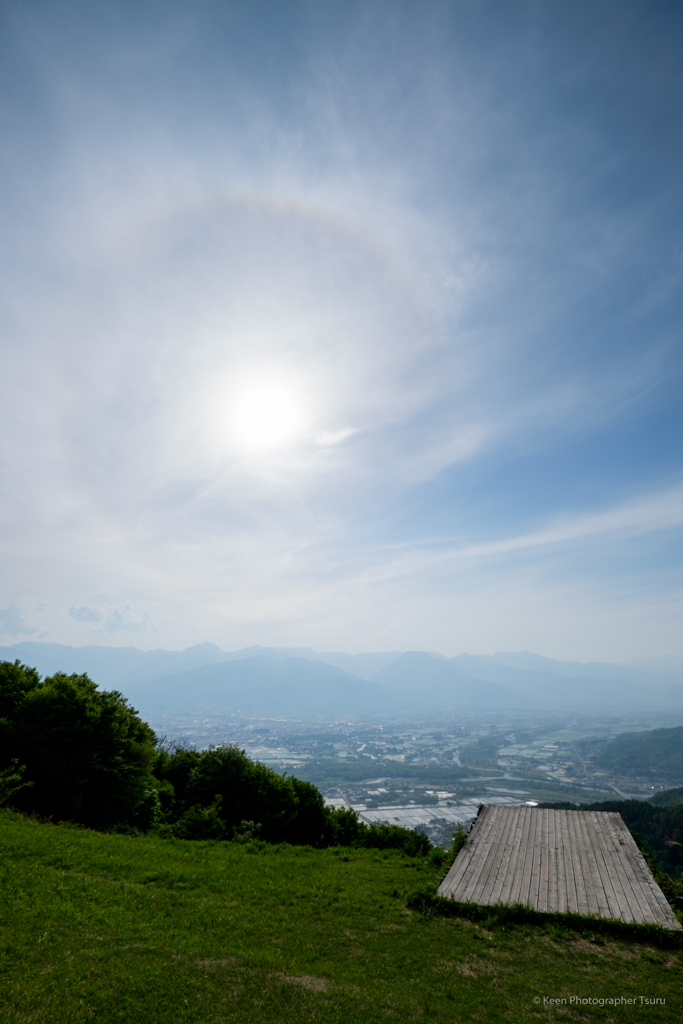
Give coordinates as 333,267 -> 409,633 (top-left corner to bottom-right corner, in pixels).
438,805 -> 681,930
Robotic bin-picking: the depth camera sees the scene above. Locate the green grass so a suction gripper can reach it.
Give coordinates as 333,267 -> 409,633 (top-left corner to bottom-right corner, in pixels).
1,810 -> 681,1023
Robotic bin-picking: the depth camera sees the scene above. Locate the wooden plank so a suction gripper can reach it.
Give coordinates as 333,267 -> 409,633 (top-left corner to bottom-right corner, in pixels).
620,833 -> 678,927
473,806 -> 505,905
507,806 -> 529,905
438,806 -> 680,929
600,814 -> 646,924
643,879 -> 681,928
464,807 -> 510,905
505,806 -> 528,905
589,815 -> 630,921
482,806 -> 518,906
605,814 -> 678,927
509,807 -> 535,906
523,805 -> 539,905
585,815 -> 610,921
576,810 -> 603,916
572,813 -> 600,917
522,807 -> 540,910
446,806 -> 497,902
598,812 -> 644,923
613,816 -> 675,926
494,803 -> 526,906
546,810 -> 558,913
549,810 -> 562,913
603,814 -> 653,924
491,804 -> 523,904
553,809 -> 566,913
439,826 -> 478,899
557,808 -> 576,914
577,812 -> 612,919
439,827 -> 477,898
530,806 -> 547,910
472,806 -> 507,904
461,832 -> 499,904
578,813 -> 607,919
438,807 -> 492,899
537,809 -> 550,913
454,808 -> 496,903
566,811 -> 591,916
538,808 -> 549,909
509,805 -> 530,903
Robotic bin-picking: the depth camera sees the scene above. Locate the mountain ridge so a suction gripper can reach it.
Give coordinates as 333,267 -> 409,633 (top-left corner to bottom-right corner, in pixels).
3,640 -> 683,715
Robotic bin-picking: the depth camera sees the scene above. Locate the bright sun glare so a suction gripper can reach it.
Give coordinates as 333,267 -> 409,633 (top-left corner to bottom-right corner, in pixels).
229,379 -> 306,453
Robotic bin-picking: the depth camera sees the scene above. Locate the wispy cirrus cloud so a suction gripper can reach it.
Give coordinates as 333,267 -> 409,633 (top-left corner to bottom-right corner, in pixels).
0,2 -> 682,657
444,484 -> 683,566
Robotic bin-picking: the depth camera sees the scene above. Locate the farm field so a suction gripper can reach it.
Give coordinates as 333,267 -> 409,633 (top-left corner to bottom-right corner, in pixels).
1,810 -> 681,1023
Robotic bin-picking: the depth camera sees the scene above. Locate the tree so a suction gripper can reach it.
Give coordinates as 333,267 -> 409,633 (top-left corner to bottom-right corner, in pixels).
0,660 -> 41,718
172,795 -> 226,840
0,661 -> 156,828
181,745 -> 297,842
0,760 -> 33,807
166,744 -> 331,845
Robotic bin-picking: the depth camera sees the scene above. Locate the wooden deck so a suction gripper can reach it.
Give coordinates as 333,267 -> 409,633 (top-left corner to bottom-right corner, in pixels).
438,805 -> 681,930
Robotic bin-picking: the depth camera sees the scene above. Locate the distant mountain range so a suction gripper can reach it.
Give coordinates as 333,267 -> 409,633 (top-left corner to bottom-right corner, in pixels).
2,640 -> 683,717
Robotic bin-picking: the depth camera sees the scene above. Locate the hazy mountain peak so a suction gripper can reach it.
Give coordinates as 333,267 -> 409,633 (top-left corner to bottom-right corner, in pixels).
620,656 -> 683,680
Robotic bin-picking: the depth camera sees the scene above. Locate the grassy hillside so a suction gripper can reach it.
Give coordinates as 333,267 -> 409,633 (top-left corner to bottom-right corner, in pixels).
2,810 -> 681,1023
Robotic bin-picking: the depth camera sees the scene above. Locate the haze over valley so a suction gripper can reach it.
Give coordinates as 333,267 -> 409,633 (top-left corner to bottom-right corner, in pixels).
6,639 -> 683,846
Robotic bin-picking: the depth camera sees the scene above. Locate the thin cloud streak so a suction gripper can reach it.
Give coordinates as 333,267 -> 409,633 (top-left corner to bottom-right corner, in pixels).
1,2 -> 682,656
447,485 -> 683,564
281,484 -> 683,594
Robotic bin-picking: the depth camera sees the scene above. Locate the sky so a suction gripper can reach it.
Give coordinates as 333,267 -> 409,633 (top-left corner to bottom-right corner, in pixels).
1,0 -> 682,660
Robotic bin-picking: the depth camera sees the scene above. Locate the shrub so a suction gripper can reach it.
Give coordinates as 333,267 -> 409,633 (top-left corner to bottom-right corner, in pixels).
233,820 -> 263,842
179,745 -> 330,845
0,759 -> 33,807
327,806 -> 432,856
173,796 -> 226,840
328,806 -> 363,846
450,823 -> 468,857
361,822 -> 432,857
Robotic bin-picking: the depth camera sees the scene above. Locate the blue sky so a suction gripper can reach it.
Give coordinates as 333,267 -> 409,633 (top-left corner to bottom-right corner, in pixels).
1,0 -> 682,659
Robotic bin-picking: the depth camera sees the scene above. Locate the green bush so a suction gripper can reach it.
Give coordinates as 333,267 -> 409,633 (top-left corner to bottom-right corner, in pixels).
0,759 -> 33,807
0,661 -> 435,857
156,748 -> 201,806
327,806 -> 362,845
173,745 -> 329,845
173,796 -> 226,840
233,819 -> 263,842
0,660 -> 156,828
361,822 -> 432,856
327,805 -> 432,856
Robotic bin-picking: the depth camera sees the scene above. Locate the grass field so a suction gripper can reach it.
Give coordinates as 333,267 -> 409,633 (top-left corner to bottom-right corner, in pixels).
1,809 -> 681,1023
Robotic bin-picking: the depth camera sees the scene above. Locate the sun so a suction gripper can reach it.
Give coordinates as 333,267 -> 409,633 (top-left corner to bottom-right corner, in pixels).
228,378 -> 307,453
